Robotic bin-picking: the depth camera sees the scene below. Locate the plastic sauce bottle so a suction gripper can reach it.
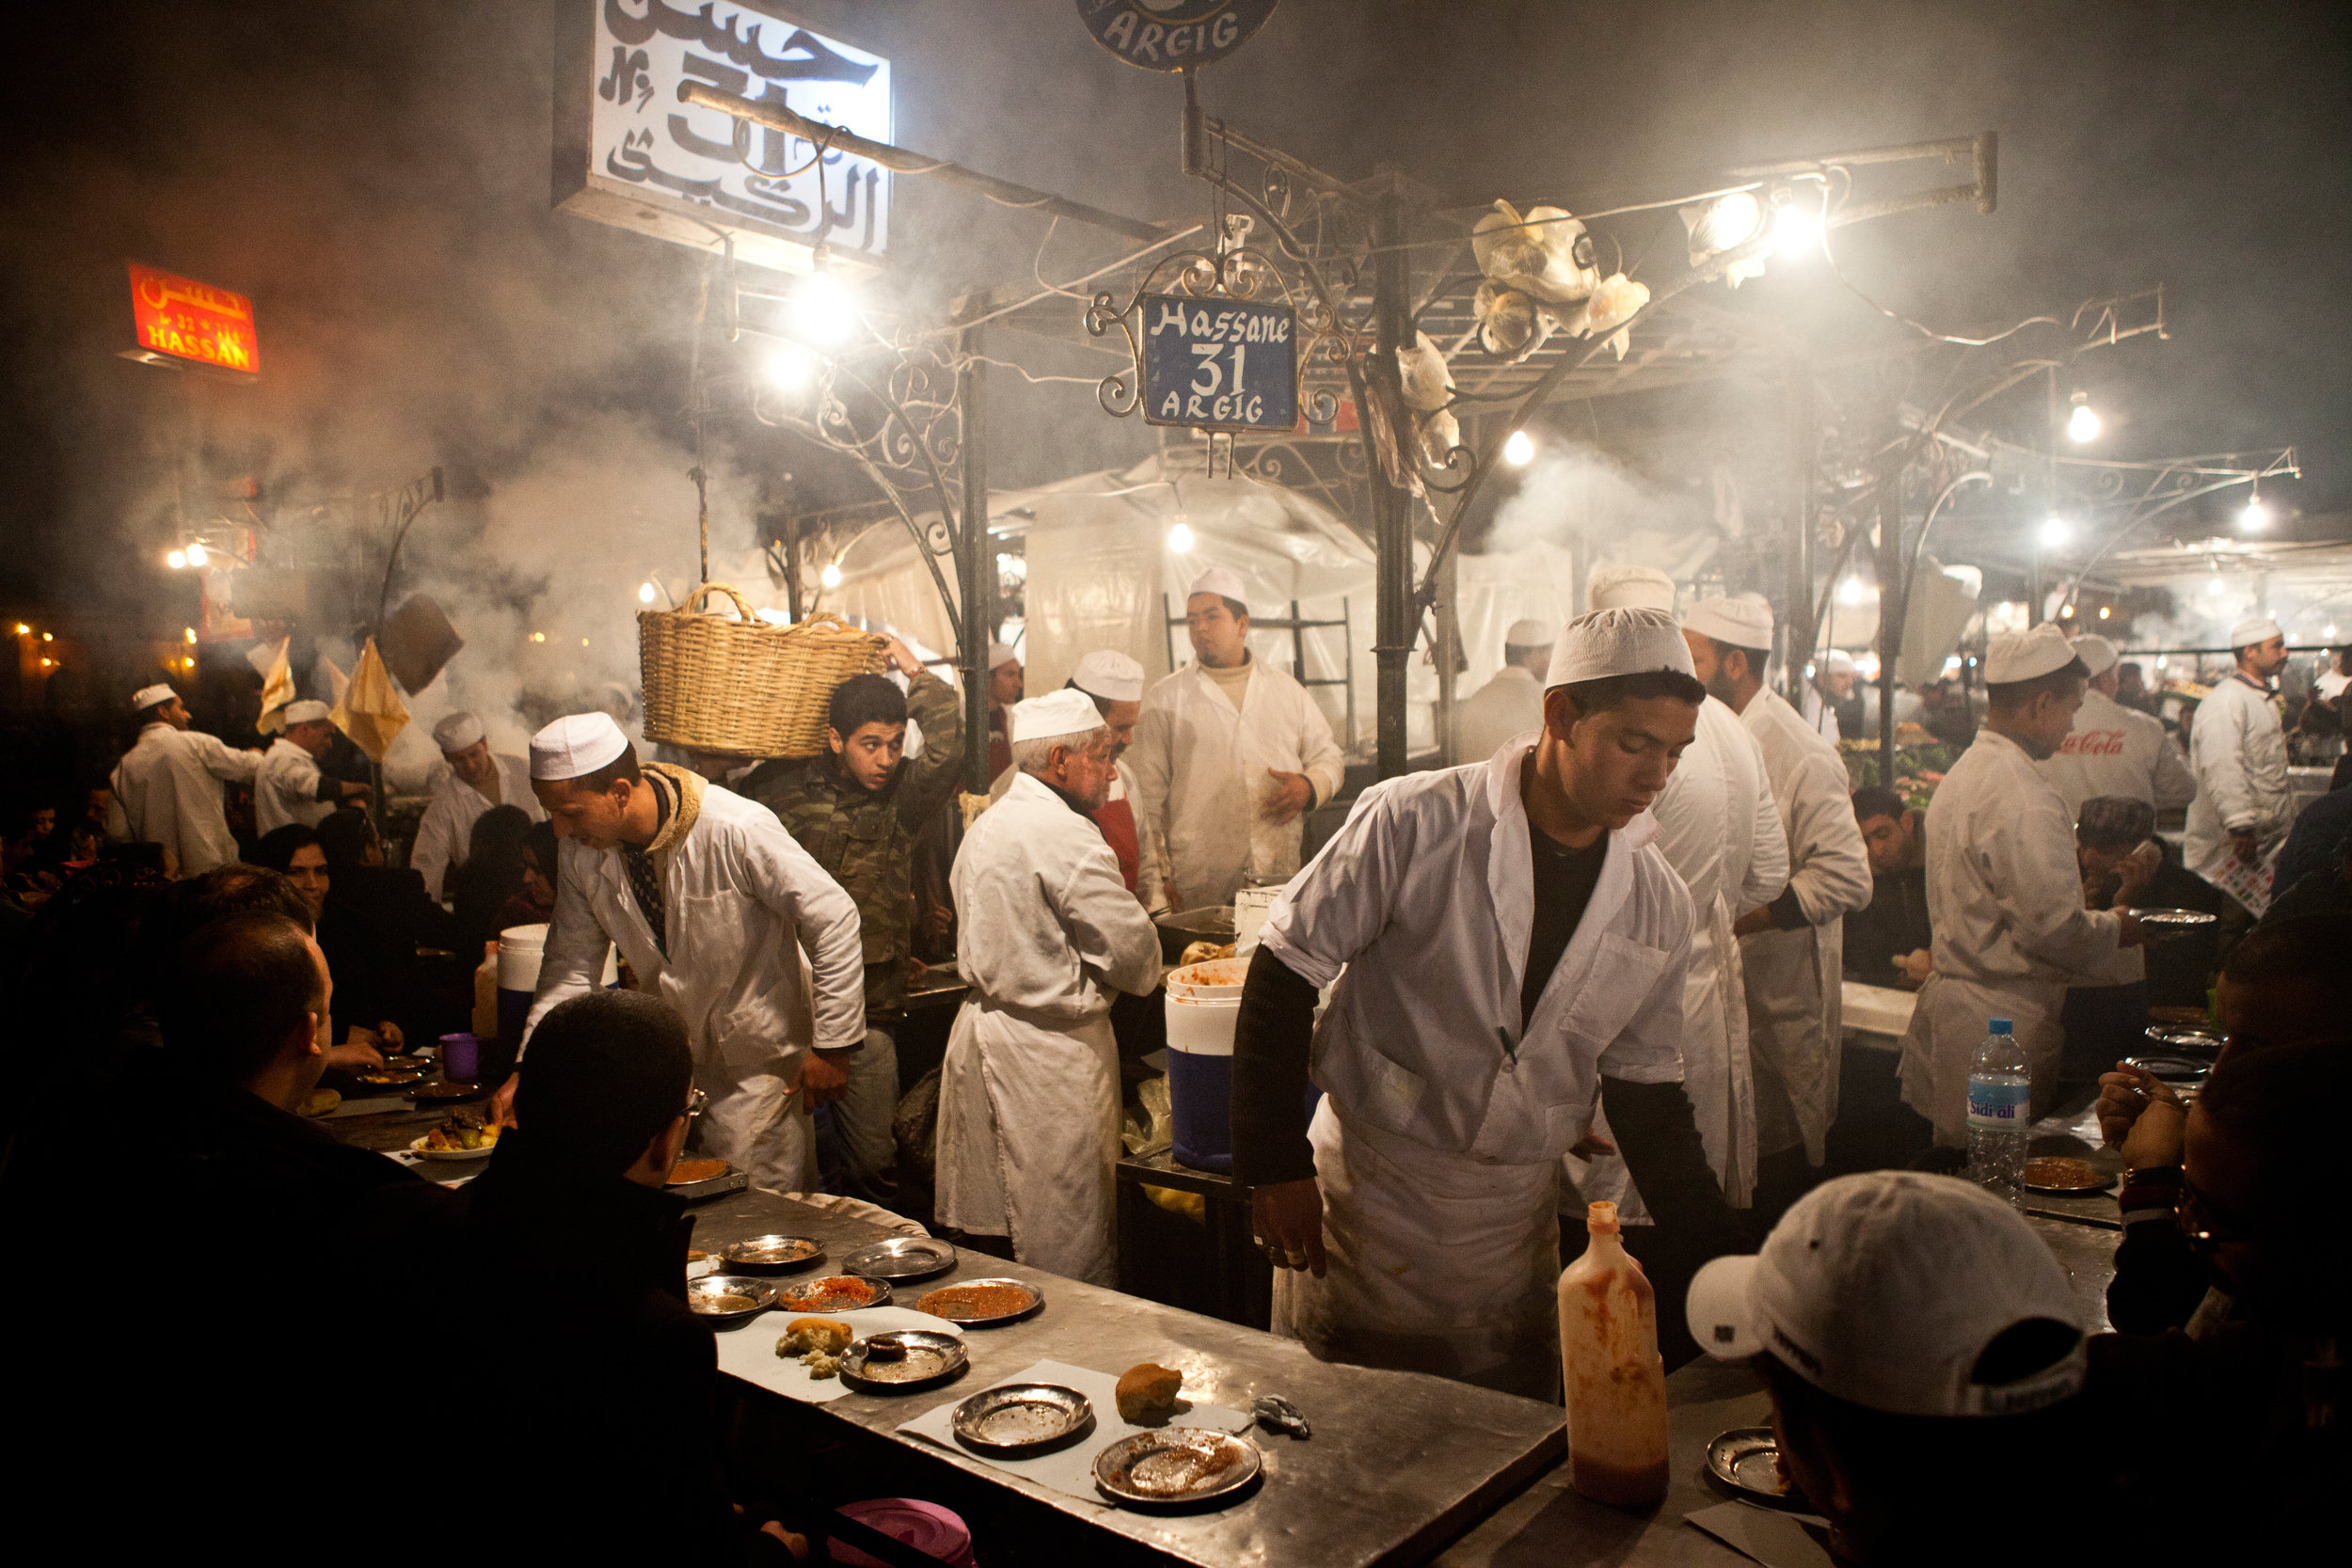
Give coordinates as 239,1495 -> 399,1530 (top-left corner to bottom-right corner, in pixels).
1965,1016 -> 2031,1205
1558,1200 -> 1669,1505
471,941 -> 500,1041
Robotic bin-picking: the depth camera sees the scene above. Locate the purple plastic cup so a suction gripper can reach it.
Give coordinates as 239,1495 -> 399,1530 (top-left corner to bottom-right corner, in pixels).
439,1032 -> 481,1081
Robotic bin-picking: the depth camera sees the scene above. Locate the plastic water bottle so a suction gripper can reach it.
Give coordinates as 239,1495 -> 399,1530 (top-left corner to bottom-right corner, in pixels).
1965,1017 -> 2031,1204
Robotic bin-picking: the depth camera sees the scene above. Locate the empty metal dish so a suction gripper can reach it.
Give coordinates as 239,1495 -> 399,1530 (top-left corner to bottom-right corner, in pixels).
1707,1426 -> 1798,1505
843,1236 -> 959,1281
838,1330 -> 968,1389
949,1383 -> 1093,1453
1094,1427 -> 1262,1506
720,1234 -> 824,1272
686,1275 -> 780,1325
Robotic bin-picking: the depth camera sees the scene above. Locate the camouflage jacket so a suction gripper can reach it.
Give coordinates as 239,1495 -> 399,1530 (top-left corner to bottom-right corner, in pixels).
739,669 -> 963,1016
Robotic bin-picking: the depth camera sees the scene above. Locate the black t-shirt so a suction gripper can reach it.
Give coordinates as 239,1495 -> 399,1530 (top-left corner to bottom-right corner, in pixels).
1522,824 -> 1609,1031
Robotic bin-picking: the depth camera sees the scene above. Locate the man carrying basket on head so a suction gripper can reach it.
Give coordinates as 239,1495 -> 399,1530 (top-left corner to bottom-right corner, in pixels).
491,711 -> 866,1196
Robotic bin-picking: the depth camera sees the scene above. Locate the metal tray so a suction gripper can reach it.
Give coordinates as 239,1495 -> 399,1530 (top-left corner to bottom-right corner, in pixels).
950,1383 -> 1094,1453
1093,1427 -> 1263,1507
666,1166 -> 750,1204
843,1236 -> 959,1282
720,1234 -> 825,1272
773,1275 -> 894,1312
913,1277 -> 1045,1327
1706,1426 -> 1799,1505
2143,1024 -> 2223,1057
838,1330 -> 968,1390
2130,907 -> 2219,927
686,1275 -> 780,1325
2125,1053 -> 2211,1086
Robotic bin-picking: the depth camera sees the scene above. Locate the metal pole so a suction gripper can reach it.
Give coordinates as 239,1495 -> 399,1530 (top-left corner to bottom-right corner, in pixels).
1435,547 -> 1459,765
1875,432 -> 1908,792
1786,356 -> 1817,706
956,325 -> 992,797
1370,191 -> 1414,779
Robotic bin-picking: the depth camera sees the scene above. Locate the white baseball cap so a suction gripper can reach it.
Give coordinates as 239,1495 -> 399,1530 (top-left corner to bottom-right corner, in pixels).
1009,687 -> 1104,743
530,712 -> 631,781
2228,615 -> 2281,648
282,699 -> 331,725
1071,649 -> 1145,704
2070,635 -> 2120,679
1983,623 -> 2079,684
1545,607 -> 1696,688
432,710 -> 485,752
1504,618 -> 1554,648
1684,594 -> 1774,651
987,641 -> 1020,671
1585,563 -> 1676,613
132,683 -> 177,711
1187,566 -> 1248,611
1686,1171 -> 2087,1418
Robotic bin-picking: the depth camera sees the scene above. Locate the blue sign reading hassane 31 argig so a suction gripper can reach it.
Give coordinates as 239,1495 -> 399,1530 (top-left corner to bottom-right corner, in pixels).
1139,293 -> 1297,432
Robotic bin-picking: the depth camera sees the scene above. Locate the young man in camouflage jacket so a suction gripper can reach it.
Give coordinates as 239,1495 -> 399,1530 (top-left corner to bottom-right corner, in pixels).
741,636 -> 962,1196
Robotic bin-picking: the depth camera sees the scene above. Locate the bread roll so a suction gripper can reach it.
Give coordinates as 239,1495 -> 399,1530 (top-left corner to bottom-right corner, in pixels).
1116,1362 -> 1184,1422
776,1318 -> 853,1357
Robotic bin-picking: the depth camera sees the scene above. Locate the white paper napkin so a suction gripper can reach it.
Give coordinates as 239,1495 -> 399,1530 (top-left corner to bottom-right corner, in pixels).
1684,1502 -> 1836,1568
714,1306 -> 962,1405
898,1357 -> 1256,1504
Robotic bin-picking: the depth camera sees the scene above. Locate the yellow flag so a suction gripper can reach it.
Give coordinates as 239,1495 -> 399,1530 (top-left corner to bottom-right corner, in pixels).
333,637 -> 411,764
250,637 -> 294,735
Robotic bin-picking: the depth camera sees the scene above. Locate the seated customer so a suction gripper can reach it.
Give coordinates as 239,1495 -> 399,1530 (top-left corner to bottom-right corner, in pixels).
250,823 -> 400,1065
1686,1172 -> 2098,1564
446,802 -> 533,953
1843,786 -> 1931,988
498,816 -> 560,932
444,990 -> 807,1560
314,805 -> 461,1043
2062,797 -> 2224,1083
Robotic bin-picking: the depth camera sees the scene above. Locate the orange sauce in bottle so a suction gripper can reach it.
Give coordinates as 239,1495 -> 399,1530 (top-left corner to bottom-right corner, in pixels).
1558,1200 -> 1669,1505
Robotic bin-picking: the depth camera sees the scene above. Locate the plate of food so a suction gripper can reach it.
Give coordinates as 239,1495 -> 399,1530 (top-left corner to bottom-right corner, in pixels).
773,1275 -> 892,1313
411,1117 -> 501,1161
720,1234 -> 824,1272
843,1237 -> 959,1282
1706,1426 -> 1799,1505
687,1275 -> 780,1325
665,1158 -> 730,1186
407,1079 -> 486,1102
2021,1155 -> 2114,1195
915,1278 -> 1044,1327
949,1383 -> 1093,1454
1093,1427 -> 1262,1507
353,1067 -> 426,1089
839,1329 -> 969,1390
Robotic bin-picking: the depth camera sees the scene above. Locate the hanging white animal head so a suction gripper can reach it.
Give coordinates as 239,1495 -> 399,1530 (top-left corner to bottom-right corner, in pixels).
1471,200 -> 1600,305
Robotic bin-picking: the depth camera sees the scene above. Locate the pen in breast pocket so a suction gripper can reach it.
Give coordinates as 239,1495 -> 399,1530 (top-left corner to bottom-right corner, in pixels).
1496,1026 -> 1517,1065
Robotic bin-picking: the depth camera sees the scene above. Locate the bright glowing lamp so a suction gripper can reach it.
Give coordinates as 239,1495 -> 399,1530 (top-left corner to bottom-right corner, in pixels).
2039,515 -> 2070,549
167,549 -> 187,570
819,562 -> 843,590
2067,394 -> 2100,444
1769,202 -> 1820,257
183,542 -> 208,567
1838,577 -> 1865,606
1168,520 -> 1196,553
638,581 -> 657,604
2206,577 -> 2224,597
1502,430 -> 1535,467
792,270 -> 857,344
768,347 -> 816,390
2239,499 -> 2268,532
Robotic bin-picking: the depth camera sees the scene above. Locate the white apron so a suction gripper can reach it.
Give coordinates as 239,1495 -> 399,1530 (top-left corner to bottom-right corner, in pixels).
934,1001 -> 1121,1285
1272,1097 -> 1561,1400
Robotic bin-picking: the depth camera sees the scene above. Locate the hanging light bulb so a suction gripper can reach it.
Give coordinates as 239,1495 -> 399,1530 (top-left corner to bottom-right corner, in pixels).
2206,576 -> 2224,597
167,548 -> 187,570
768,346 -> 816,390
2239,494 -> 2268,532
2098,605 -> 2110,620
792,269 -> 858,344
1838,577 -> 1866,606
1769,200 -> 1821,258
184,542 -> 208,567
2039,515 -> 2070,549
1168,519 -> 1196,553
1502,430 -> 1535,467
819,562 -> 843,590
638,581 -> 657,604
2066,391 -> 2100,444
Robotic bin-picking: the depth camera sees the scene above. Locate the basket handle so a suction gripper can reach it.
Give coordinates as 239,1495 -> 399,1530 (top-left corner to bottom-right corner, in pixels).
676,581 -> 760,623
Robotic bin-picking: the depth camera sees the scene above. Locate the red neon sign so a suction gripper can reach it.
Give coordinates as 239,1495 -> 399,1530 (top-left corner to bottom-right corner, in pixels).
127,262 -> 260,373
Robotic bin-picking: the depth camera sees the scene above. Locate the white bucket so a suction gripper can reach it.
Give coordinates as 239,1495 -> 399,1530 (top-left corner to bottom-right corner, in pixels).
1164,959 -> 1242,1172
497,923 -> 619,992
1233,883 -> 1282,954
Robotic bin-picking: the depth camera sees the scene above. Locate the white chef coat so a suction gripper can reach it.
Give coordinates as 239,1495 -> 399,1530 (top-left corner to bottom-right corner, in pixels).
254,737 -> 338,834
110,722 -> 261,877
1129,657 -> 1345,910
1800,685 -> 1842,745
2185,673 -> 2291,881
522,779 -> 866,1196
1260,741 -> 1692,1394
1578,697 -> 1786,1215
410,752 -> 543,900
1739,689 -> 1874,1166
935,771 -> 1162,1284
1453,665 -> 1544,768
2039,688 -> 2199,824
1899,728 -> 2123,1144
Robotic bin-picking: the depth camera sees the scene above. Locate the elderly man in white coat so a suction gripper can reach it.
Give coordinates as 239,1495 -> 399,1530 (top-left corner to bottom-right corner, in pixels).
492,712 -> 866,1196
1453,619 -> 1552,766
2185,615 -> 2293,885
1238,609 -> 1749,1396
1130,566 -> 1344,912
1899,625 -> 2146,1144
1681,595 -> 1874,1213
410,711 -> 543,900
1572,566 -> 1787,1223
937,689 -> 1163,1284
111,684 -> 262,876
254,701 -> 370,833
2039,635 -> 2198,823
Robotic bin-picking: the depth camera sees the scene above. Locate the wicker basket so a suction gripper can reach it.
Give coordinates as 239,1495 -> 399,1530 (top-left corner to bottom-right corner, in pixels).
638,583 -> 884,757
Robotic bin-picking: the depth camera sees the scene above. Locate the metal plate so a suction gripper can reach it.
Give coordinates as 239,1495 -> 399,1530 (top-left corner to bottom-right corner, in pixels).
1093,1427 -> 1263,1507
353,1069 -> 426,1089
843,1236 -> 959,1282
2021,1156 -> 2115,1196
407,1133 -> 498,1162
2125,1053 -> 2211,1085
839,1330 -> 969,1390
407,1080 -> 486,1102
950,1383 -> 1094,1453
666,1167 -> 750,1204
2144,1025 -> 2223,1056
2130,907 -> 2219,927
1706,1427 -> 1799,1505
772,1275 -> 893,1313
720,1234 -> 824,1272
914,1278 -> 1045,1326
686,1274 -> 780,1324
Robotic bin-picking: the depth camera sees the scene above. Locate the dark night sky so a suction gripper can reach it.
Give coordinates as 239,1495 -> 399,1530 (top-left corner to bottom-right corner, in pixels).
2,0 -> 2345,622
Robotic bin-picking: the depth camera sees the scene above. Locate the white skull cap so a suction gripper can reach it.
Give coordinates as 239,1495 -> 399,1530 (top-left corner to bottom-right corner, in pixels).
132,684 -> 177,711
1009,687 -> 1104,743
1187,566 -> 1248,611
1505,618 -> 1555,647
282,700 -> 331,725
432,710 -> 485,752
987,641 -> 1020,671
1071,649 -> 1145,704
1983,623 -> 2078,684
1585,563 -> 1676,613
1823,648 -> 1857,675
530,712 -> 630,781
1684,594 -> 1774,650
1545,607 -> 1696,688
2228,615 -> 2281,648
2069,635 -> 2120,678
